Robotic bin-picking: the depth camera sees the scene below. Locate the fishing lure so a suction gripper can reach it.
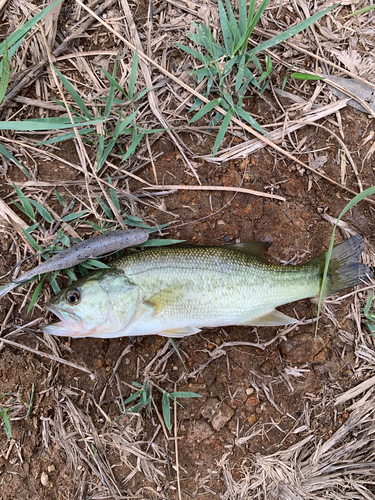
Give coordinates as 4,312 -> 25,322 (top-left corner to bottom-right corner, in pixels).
0,228 -> 149,299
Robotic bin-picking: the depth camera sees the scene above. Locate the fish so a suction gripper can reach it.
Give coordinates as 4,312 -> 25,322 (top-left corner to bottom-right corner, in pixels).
41,235 -> 372,339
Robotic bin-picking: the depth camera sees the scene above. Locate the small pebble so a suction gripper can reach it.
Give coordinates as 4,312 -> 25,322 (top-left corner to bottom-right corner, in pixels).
41,472 -> 49,486
211,402 -> 234,431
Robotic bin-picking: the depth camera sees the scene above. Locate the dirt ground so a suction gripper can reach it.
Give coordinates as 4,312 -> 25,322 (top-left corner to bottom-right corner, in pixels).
0,1 -> 375,499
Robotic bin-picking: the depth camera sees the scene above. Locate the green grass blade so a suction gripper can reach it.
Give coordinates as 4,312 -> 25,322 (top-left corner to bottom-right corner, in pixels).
291,72 -> 324,81
54,189 -> 66,206
0,40 -> 9,105
128,48 -> 138,100
223,0 -> 240,45
49,270 -> 61,293
25,383 -> 35,419
97,133 -> 105,168
123,220 -> 153,229
138,239 -> 185,247
218,0 -> 233,56
38,128 -> 95,145
51,64 -> 91,118
115,110 -> 138,138
162,392 -> 171,431
82,259 -> 109,269
122,130 -> 144,161
169,392 -> 203,398
239,0 -> 248,36
190,98 -> 221,123
0,142 -> 30,177
235,0 -> 271,54
64,268 -> 77,281
189,97 -> 203,113
101,67 -> 128,98
175,43 -> 207,64
27,274 -> 47,313
0,34 -> 26,74
107,176 -> 121,211
125,214 -> 144,222
364,291 -> 374,317
61,210 -> 89,222
13,183 -> 35,220
127,397 -> 152,414
0,407 -> 11,441
348,4 -> 375,17
123,388 -> 144,406
97,138 -> 115,172
96,196 -> 114,219
104,57 -> 117,119
213,108 -> 234,156
0,0 -> 63,56
233,104 -> 267,135
29,200 -> 54,223
0,117 -> 104,131
21,228 -> 41,252
132,86 -> 157,103
235,55 -> 246,92
253,4 -> 338,56
316,185 -> 375,333
169,338 -> 186,370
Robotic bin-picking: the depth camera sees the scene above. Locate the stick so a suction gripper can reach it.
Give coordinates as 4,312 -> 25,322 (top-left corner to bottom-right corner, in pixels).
143,184 -> 285,201
0,337 -> 95,379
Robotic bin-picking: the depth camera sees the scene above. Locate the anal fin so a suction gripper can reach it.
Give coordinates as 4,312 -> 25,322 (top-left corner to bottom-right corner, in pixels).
157,326 -> 201,338
242,309 -> 299,327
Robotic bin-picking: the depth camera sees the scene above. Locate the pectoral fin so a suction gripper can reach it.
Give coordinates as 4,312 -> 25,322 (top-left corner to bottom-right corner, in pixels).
157,326 -> 201,338
242,310 -> 299,327
144,281 -> 190,314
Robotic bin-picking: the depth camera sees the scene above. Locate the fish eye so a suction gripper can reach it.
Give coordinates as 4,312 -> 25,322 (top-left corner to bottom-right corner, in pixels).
65,289 -> 81,305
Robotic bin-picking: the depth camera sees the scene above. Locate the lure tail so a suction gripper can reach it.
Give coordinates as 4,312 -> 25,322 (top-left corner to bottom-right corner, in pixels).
313,235 -> 372,296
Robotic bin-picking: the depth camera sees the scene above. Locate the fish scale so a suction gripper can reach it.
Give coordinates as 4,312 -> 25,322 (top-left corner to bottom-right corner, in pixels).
41,236 -> 372,338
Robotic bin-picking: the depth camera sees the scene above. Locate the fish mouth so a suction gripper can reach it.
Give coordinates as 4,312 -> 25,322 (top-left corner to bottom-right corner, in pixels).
41,304 -> 83,337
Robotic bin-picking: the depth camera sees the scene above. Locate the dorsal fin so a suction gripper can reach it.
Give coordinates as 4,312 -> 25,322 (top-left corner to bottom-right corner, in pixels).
225,242 -> 271,259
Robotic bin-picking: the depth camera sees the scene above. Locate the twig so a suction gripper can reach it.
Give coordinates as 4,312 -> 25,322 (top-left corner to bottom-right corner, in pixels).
144,184 -> 285,201
174,384 -> 182,500
0,337 -> 95,379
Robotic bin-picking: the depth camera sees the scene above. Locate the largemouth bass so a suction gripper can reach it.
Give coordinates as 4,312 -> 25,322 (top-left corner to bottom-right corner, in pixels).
41,235 -> 371,338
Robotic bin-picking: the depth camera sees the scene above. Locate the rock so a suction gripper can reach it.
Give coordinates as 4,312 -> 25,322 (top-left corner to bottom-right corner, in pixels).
245,395 -> 259,413
228,385 -> 247,409
211,402 -> 234,431
279,333 -> 329,363
260,360 -> 273,375
201,398 -> 220,419
187,420 -> 214,443
247,414 -> 258,426
201,366 -> 216,385
40,472 -> 49,486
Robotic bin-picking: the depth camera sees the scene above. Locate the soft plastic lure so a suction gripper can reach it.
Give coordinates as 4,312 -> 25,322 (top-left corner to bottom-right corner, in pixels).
0,229 -> 149,299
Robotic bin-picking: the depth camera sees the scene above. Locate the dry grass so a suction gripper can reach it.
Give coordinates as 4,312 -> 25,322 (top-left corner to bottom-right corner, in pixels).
0,0 -> 375,498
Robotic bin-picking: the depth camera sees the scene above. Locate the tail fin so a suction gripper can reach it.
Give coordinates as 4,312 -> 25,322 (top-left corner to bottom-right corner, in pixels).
313,235 -> 372,296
